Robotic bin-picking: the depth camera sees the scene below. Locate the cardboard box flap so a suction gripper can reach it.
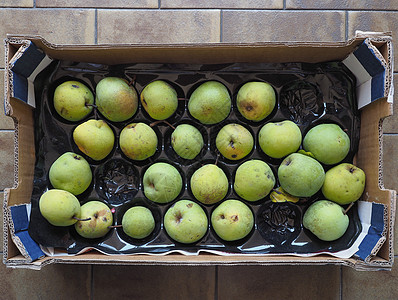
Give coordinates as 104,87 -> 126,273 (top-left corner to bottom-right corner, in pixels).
7,204 -> 45,262
343,39 -> 391,109
7,40 -> 53,108
355,201 -> 387,262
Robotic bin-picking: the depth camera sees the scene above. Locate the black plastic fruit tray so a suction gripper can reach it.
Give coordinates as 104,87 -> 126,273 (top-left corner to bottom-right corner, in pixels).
28,60 -> 362,255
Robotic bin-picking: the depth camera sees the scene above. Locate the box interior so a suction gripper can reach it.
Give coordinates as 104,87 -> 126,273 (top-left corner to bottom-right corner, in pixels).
3,35 -> 396,270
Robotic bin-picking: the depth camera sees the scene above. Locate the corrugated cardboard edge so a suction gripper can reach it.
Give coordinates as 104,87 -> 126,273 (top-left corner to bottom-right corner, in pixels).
2,33 -> 396,270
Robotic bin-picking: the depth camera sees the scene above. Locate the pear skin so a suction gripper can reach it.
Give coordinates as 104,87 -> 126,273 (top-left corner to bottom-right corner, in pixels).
190,164 -> 228,205
39,189 -> 81,226
53,80 -> 94,122
236,81 -> 276,122
188,81 -> 231,125
49,152 -> 92,195
140,80 -> 178,120
73,119 -> 115,161
96,77 -> 138,122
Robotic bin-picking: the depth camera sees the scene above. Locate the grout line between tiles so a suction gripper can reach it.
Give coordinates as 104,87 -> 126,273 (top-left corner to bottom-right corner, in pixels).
220,10 -> 223,42
345,11 -> 348,41
1,7 -> 398,12
94,9 -> 98,44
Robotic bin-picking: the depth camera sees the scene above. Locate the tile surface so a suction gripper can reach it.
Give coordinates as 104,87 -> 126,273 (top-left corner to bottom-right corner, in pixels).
348,11 -> 398,72
382,135 -> 398,192
36,0 -> 158,8
0,131 -> 15,190
161,0 -> 283,9
342,262 -> 398,299
0,8 -> 96,68
92,265 -> 216,299
0,0 -> 33,7
97,9 -> 221,44
222,10 -> 345,42
287,0 -> 398,10
218,265 -> 340,300
0,257 -> 91,299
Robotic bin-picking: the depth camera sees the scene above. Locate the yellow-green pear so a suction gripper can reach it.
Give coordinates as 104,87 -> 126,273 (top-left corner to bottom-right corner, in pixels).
278,153 -> 325,197
303,200 -> 349,241
49,152 -> 92,195
322,163 -> 365,205
39,189 -> 81,226
303,123 -> 350,165
234,160 -> 275,201
73,119 -> 115,161
190,164 -> 228,205
53,80 -> 94,122
140,80 -> 178,120
143,162 -> 183,204
119,122 -> 158,161
95,77 -> 138,122
171,124 -> 204,160
164,200 -> 208,244
75,201 -> 113,239
258,120 -> 302,159
122,206 -> 155,239
211,199 -> 254,242
188,81 -> 231,125
236,81 -> 276,122
216,123 -> 253,160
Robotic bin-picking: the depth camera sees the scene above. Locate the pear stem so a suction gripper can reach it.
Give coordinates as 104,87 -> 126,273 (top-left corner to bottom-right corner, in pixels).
214,152 -> 220,166
85,104 -> 97,108
343,202 -> 355,215
178,97 -> 187,101
108,224 -> 123,229
128,75 -> 137,86
73,216 -> 91,222
150,120 -> 175,130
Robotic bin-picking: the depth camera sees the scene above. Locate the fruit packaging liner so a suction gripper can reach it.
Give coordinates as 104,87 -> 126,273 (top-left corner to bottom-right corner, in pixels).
24,58 -> 384,260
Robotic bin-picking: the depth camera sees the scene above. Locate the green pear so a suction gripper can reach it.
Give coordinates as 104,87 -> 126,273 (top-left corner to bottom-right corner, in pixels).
122,206 -> 155,239
322,163 -> 365,205
236,81 -> 276,122
49,152 -> 92,195
278,153 -> 325,197
211,199 -> 254,242
258,120 -> 302,159
216,123 -> 254,160
95,77 -> 138,122
73,119 -> 115,161
188,81 -> 231,125
303,123 -> 350,165
164,200 -> 208,244
140,80 -> 178,120
303,200 -> 349,241
119,123 -> 158,161
39,189 -> 81,226
171,124 -> 204,160
143,162 -> 183,204
190,164 -> 228,205
53,80 -> 94,122
234,160 -> 275,201
75,201 -> 113,239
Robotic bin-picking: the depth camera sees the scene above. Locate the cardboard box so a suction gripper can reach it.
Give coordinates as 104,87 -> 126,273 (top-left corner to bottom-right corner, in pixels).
3,32 -> 396,270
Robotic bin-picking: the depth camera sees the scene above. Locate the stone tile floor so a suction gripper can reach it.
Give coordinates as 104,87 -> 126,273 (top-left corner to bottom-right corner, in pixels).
1,2 -> 398,299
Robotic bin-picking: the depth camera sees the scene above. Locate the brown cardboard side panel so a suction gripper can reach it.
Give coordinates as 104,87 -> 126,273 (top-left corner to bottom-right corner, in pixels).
6,98 -> 35,206
22,36 -> 364,65
357,98 -> 395,261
